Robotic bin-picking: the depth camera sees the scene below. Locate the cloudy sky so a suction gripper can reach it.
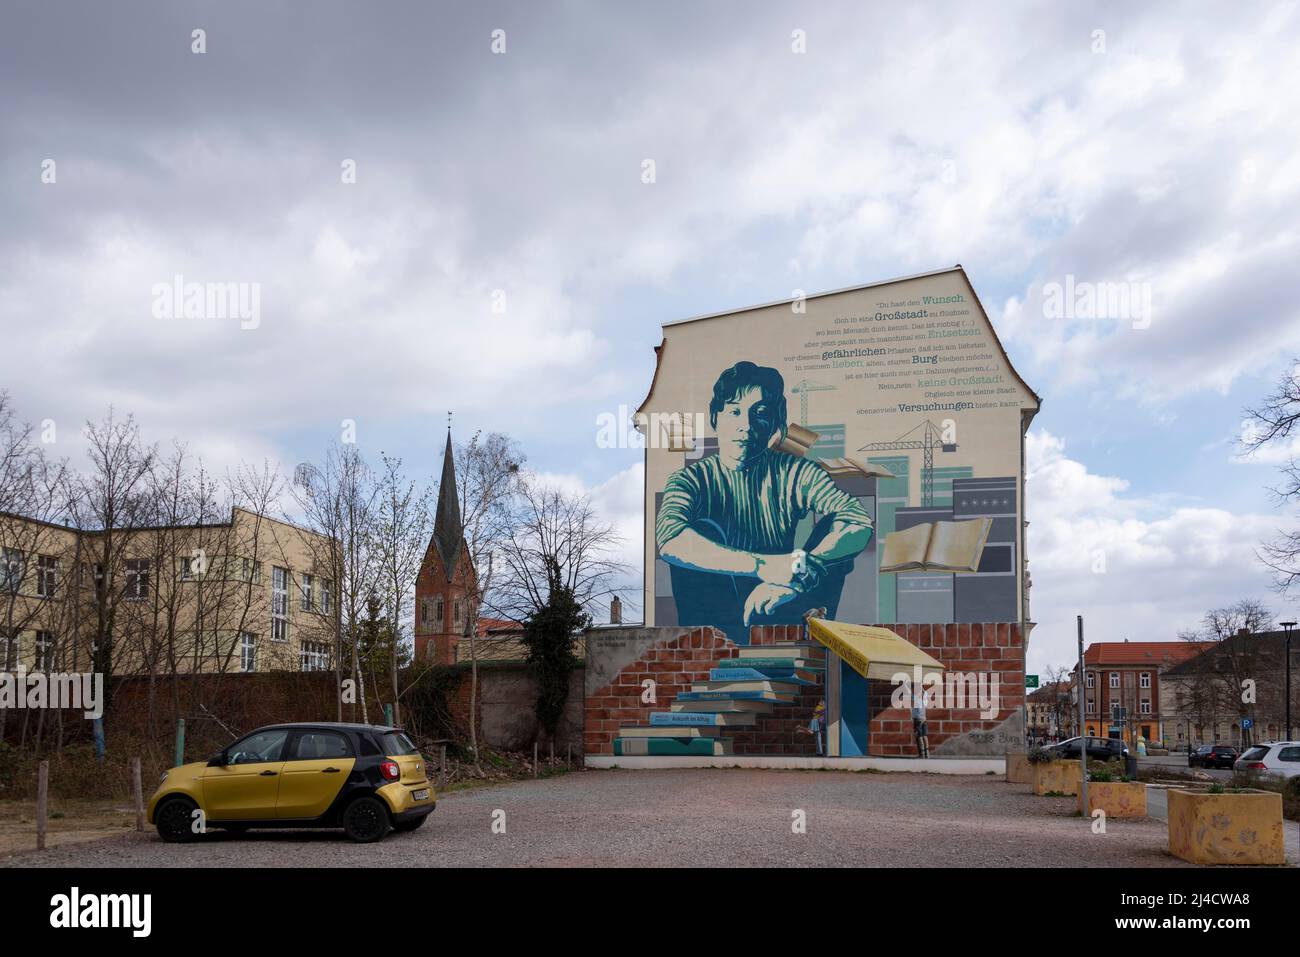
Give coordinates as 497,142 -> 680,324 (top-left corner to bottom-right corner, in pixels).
3,1 -> 1300,675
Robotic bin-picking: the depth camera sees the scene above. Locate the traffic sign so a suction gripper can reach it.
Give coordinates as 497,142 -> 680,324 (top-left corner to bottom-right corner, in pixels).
1242,717 -> 1253,730
1025,674 -> 1039,688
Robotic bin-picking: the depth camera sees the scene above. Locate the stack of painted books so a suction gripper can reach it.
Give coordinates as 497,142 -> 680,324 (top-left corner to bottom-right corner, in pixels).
612,642 -> 825,756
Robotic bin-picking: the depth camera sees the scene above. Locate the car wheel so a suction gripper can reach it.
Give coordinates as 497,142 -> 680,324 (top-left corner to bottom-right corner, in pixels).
393,815 -> 427,833
155,796 -> 201,844
342,796 -> 392,843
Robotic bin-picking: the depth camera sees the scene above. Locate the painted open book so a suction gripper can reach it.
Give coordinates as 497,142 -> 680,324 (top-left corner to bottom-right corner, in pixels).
878,516 -> 992,574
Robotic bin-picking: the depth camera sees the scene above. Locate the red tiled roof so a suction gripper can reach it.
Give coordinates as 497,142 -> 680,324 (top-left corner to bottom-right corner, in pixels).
477,617 -> 522,638
1082,641 -> 1214,667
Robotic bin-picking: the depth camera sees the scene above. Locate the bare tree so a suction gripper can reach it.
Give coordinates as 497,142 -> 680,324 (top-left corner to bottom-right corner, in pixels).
0,392 -> 72,745
1243,363 -> 1300,592
67,409 -> 157,709
1177,600 -> 1278,747
372,451 -> 431,725
291,443 -> 378,723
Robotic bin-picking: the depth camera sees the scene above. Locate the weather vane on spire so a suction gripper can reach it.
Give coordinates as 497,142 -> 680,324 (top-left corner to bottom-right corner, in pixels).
447,410 -> 452,434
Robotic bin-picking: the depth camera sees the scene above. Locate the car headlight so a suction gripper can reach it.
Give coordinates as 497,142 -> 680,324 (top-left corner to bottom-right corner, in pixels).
159,770 -> 168,783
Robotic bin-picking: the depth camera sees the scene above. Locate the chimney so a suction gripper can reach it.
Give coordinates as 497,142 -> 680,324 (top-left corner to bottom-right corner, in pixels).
610,595 -> 623,625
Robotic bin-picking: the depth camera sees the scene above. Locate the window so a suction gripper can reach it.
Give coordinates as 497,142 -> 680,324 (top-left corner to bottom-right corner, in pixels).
124,559 -> 150,600
379,731 -> 420,756
300,573 -> 314,612
1086,696 -> 1095,714
33,632 -> 53,671
226,729 -> 288,765
240,558 -> 262,585
0,630 -> 17,671
1277,746 -> 1300,762
434,597 -> 444,624
36,556 -> 57,598
319,579 -> 332,616
240,632 -> 256,673
1,548 -> 24,593
1140,672 -> 1151,689
1085,672 -> 1094,689
300,641 -> 329,672
453,599 -> 464,626
1109,672 -> 1119,688
420,599 -> 429,624
1139,699 -> 1151,714
291,731 -> 351,760
272,566 -> 289,642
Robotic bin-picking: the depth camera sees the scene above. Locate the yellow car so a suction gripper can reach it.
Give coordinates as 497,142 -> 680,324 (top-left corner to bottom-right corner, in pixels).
148,722 -> 435,843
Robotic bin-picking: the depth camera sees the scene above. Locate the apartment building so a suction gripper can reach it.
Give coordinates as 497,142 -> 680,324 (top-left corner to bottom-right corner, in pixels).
0,507 -> 337,676
1070,640 -> 1212,747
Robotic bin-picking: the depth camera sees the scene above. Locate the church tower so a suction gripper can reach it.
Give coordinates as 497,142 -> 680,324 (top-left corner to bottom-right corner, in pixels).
414,433 -> 479,664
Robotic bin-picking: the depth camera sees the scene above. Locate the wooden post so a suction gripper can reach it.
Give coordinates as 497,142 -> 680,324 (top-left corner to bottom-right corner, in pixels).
549,741 -> 554,766
439,744 -> 446,786
567,743 -> 572,767
132,757 -> 145,832
36,761 -> 48,851
533,742 -> 538,778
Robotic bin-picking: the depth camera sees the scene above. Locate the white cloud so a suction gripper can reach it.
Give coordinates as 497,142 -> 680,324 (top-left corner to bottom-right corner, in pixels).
1024,429 -> 1286,674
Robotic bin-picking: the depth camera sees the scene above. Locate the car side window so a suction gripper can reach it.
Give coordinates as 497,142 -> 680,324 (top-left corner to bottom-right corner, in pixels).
1278,746 -> 1300,762
227,729 -> 289,765
291,731 -> 352,760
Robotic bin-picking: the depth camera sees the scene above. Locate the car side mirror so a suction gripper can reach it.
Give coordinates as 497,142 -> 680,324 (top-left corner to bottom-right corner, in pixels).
207,751 -> 226,767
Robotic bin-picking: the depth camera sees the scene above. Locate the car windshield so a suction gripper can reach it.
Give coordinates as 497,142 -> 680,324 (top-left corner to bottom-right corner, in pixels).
227,729 -> 289,765
380,731 -> 419,756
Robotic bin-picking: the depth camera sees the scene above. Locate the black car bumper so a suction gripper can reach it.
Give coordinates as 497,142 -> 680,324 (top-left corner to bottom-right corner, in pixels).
393,803 -> 435,825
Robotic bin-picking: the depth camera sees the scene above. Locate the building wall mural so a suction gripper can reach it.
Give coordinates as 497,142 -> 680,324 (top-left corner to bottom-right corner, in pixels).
640,267 -> 1039,645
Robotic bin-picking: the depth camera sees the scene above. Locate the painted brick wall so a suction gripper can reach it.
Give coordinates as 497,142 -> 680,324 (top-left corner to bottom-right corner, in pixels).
866,623 -> 1025,756
583,622 -> 1025,757
584,627 -> 736,756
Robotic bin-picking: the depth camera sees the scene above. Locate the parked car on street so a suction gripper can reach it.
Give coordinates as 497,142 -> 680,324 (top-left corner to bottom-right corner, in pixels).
1045,735 -> 1130,762
1188,744 -> 1239,769
1233,742 -> 1300,781
148,722 -> 435,844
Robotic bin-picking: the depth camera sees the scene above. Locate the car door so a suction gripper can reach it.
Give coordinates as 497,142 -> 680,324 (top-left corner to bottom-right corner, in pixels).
202,728 -> 290,821
276,730 -> 357,819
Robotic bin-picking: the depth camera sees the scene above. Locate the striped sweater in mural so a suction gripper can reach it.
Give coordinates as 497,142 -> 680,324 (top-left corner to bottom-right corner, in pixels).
655,449 -> 873,554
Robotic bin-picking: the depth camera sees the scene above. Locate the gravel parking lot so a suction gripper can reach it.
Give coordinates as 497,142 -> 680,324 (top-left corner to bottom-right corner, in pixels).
0,768 -> 1225,868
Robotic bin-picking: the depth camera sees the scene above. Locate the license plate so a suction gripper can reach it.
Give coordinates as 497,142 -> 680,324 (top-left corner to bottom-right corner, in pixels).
412,789 -> 430,801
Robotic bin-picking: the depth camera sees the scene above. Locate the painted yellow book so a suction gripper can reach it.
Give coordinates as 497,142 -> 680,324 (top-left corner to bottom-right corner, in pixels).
878,517 -> 992,574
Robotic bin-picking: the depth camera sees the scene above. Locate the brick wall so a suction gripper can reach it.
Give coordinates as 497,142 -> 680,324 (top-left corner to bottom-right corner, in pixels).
866,623 -> 1025,757
583,622 -> 1025,758
584,627 -> 735,756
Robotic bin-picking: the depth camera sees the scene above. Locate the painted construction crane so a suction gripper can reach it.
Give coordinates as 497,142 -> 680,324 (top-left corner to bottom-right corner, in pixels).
858,419 -> 958,507
789,379 -> 835,425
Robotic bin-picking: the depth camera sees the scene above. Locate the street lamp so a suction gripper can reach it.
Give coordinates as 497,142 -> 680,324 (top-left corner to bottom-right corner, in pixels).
1281,621 -> 1297,742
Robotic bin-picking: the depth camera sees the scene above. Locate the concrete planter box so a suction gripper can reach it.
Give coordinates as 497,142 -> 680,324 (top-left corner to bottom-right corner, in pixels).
1076,780 -> 1147,818
1032,761 -> 1083,796
1167,788 -> 1285,865
1005,751 -> 1031,784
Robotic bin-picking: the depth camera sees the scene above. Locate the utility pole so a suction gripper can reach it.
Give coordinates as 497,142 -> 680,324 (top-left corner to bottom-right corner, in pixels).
1077,615 -> 1088,814
1281,621 -> 1296,741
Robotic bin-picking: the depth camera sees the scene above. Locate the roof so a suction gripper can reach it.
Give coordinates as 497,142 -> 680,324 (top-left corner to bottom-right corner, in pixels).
1164,631 -> 1293,678
1028,681 -> 1067,700
638,265 -> 1041,423
662,266 -> 967,327
258,722 -> 400,733
1082,641 -> 1214,667
477,616 -> 523,638
431,432 -> 464,581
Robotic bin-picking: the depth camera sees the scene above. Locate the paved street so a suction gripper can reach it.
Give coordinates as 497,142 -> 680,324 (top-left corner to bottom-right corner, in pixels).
1138,754 -> 1233,781
7,768 -> 1276,868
